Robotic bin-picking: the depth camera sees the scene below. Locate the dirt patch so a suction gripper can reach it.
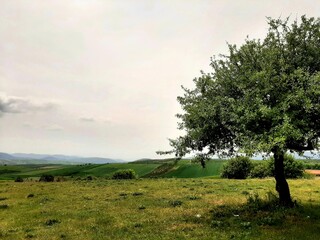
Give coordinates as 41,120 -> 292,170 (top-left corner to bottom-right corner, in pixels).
305,170 -> 320,176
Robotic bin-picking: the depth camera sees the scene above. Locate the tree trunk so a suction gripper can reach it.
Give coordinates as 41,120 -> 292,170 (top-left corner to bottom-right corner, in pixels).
273,149 -> 293,207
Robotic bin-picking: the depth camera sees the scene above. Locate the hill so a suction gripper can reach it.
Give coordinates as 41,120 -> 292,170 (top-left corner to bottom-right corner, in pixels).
0,158 -> 226,180
0,152 -> 125,165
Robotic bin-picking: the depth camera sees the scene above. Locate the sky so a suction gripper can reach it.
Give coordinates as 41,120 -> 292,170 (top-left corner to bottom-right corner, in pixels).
0,0 -> 319,160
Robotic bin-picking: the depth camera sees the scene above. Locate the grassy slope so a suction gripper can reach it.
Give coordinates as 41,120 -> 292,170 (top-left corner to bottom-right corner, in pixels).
0,163 -> 161,180
1,159 -> 319,180
162,160 -> 225,178
0,178 -> 319,239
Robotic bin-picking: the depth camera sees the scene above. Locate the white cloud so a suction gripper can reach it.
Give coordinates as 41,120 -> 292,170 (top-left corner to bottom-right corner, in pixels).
45,124 -> 64,132
0,93 -> 57,116
79,117 -> 95,122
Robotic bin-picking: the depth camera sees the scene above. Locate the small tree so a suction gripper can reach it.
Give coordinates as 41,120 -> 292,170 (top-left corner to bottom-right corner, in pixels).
162,16 -> 320,206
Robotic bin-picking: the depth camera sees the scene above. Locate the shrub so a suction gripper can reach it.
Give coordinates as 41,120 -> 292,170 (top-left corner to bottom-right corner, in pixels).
0,204 -> 9,209
27,194 -> 34,198
85,176 -> 94,181
169,200 -> 183,207
250,162 -> 271,178
14,176 -> 24,182
39,174 -> 55,182
221,156 -> 253,179
111,169 -> 137,179
45,219 -> 60,226
304,163 -> 320,170
267,154 -> 304,178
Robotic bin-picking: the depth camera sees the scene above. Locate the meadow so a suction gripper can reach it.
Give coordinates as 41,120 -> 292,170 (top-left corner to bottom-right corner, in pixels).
0,178 -> 320,240
0,160 -> 320,239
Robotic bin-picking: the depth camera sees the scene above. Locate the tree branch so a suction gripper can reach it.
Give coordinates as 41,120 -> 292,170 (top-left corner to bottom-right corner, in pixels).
286,140 -> 315,151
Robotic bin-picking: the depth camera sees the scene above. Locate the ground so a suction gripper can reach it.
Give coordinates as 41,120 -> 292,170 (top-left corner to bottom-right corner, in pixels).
0,178 -> 319,240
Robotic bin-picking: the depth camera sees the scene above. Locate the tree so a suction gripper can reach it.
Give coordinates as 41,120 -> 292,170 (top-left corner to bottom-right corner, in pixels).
165,16 -> 320,206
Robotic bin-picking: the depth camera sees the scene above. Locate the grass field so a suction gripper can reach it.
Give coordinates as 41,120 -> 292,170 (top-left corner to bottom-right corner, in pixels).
0,160 -> 226,180
0,163 -> 162,180
162,160 -> 225,178
0,178 -> 319,239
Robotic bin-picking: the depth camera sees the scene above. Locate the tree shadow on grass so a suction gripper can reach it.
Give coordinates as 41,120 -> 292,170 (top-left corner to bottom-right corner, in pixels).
209,192 -> 320,240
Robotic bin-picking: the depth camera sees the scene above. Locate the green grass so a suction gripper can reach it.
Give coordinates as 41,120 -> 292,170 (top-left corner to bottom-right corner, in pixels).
0,178 -> 319,239
163,160 -> 225,178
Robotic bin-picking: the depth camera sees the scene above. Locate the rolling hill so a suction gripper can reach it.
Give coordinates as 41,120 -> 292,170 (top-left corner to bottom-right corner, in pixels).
0,152 -> 125,165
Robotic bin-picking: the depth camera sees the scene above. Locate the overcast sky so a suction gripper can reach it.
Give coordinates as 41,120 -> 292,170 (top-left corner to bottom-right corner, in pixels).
0,1 -> 319,160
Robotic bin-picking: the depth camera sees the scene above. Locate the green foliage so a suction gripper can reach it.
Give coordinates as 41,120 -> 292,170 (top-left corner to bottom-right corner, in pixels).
39,174 -> 54,182
267,154 -> 305,178
249,162 -> 271,178
111,169 -> 137,179
220,154 -> 304,179
304,163 -> 320,170
221,156 -> 253,179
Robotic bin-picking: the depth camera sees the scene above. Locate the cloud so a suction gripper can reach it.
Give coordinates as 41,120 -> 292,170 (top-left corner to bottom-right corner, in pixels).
45,124 -> 64,131
0,93 -> 57,116
79,117 -> 95,122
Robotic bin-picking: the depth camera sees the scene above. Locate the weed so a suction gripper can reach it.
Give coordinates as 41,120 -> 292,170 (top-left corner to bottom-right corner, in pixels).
240,221 -> 251,229
169,200 -> 183,207
25,233 -> 35,238
258,216 -> 282,226
86,176 -> 94,181
133,223 -> 143,228
45,219 -> 60,226
60,234 -> 67,239
138,205 -> 146,210
0,204 -> 8,209
211,220 -> 225,228
188,195 -> 201,200
241,191 -> 249,196
15,176 -> 24,182
132,192 -> 143,196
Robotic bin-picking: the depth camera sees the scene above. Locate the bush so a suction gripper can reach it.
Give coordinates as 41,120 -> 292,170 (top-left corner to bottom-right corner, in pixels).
250,162 -> 271,178
14,176 -> 24,182
304,163 -> 320,170
221,156 -> 253,179
111,169 -> 137,179
39,174 -> 55,182
267,154 -> 304,178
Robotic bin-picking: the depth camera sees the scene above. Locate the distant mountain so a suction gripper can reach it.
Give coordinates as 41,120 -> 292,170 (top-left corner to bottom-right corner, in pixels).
0,152 -> 126,165
0,152 -> 16,160
76,157 -> 122,164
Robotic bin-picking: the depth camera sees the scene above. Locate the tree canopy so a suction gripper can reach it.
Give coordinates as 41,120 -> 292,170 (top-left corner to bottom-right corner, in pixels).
165,16 -> 320,206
